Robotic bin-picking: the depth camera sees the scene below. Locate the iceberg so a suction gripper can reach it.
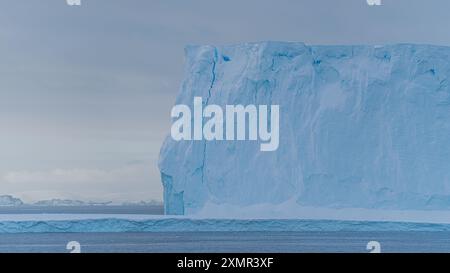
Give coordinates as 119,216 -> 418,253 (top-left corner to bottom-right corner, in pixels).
4,214 -> 450,233
159,42 -> 450,216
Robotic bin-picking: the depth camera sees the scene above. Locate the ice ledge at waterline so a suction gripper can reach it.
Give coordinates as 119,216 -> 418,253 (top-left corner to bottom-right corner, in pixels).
159,41 -> 450,216
6,212 -> 450,232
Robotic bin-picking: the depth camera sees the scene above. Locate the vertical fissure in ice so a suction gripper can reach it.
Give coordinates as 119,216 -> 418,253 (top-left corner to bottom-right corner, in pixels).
200,47 -> 218,185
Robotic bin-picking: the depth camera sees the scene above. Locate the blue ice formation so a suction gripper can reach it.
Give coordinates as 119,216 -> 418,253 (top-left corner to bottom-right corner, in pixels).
3,218 -> 450,233
159,42 -> 450,215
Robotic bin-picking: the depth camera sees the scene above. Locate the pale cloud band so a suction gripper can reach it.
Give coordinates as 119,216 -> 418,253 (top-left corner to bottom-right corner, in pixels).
0,162 -> 161,203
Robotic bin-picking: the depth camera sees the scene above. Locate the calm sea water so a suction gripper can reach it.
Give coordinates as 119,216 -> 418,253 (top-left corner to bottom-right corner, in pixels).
1,207 -> 450,252
0,205 -> 164,215
1,231 -> 450,253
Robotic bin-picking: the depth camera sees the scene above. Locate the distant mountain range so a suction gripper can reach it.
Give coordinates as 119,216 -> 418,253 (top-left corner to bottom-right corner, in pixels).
0,195 -> 24,206
0,195 -> 162,207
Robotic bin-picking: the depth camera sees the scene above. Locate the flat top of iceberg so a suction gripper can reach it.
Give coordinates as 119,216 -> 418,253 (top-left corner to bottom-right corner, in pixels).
185,41 -> 450,52
4,206 -> 450,225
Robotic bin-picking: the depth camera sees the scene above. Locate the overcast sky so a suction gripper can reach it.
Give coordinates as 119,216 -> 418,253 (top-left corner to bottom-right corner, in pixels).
1,0 -> 450,203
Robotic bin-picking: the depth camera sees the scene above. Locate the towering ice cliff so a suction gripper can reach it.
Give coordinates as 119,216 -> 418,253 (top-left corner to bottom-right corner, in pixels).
159,42 -> 450,216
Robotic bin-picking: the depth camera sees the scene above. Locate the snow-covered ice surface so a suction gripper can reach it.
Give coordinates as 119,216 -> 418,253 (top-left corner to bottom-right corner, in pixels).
159,42 -> 450,219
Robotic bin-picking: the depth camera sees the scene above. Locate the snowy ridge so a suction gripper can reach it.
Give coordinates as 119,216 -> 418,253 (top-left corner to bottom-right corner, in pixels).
159,42 -> 450,216
0,195 -> 23,206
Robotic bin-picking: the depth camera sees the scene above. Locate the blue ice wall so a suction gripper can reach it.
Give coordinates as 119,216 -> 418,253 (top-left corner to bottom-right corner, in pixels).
159,42 -> 450,215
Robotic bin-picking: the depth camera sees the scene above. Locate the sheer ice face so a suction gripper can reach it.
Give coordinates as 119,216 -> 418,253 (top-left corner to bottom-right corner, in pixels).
159,42 -> 450,215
